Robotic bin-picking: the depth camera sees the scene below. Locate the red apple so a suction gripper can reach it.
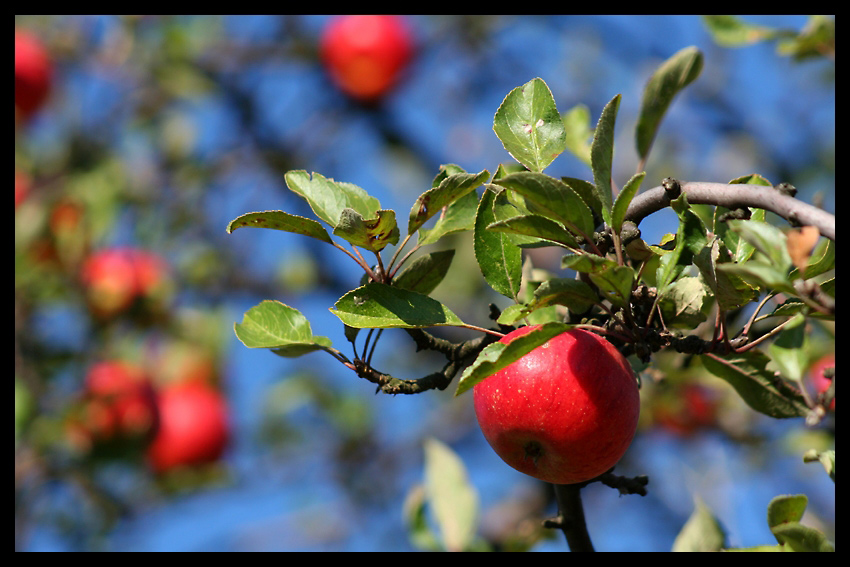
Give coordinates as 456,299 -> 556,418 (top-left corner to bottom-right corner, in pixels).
80,247 -> 171,318
80,248 -> 139,317
147,381 -> 229,473
15,170 -> 30,208
15,30 -> 52,120
809,354 -> 834,410
653,383 -> 718,436
473,326 -> 640,485
81,360 -> 159,442
320,15 -> 413,101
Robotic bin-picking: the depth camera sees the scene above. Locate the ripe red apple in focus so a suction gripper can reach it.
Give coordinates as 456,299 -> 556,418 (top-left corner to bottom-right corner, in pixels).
147,381 -> 229,473
320,15 -> 413,101
15,30 -> 52,120
473,326 -> 640,485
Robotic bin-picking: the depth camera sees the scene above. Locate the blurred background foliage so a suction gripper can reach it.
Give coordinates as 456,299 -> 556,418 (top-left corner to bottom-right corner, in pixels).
16,15 -> 833,551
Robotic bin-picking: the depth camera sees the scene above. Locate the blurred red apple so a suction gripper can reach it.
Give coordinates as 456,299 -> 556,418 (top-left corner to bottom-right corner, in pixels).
147,381 -> 229,473
809,354 -> 834,411
80,360 -> 159,443
321,15 -> 414,102
15,30 -> 52,120
80,247 -> 171,318
653,383 -> 718,436
15,170 -> 30,208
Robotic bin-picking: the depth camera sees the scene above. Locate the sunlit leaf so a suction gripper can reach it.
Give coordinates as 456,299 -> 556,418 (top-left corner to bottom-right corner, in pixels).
493,78 -> 566,172
612,171 -> 646,234
494,171 -> 595,240
701,351 -> 808,418
333,208 -> 400,252
234,300 -> 332,357
423,438 -> 479,552
226,210 -> 334,244
590,94 -> 621,224
473,188 -> 522,299
284,170 -> 380,228
635,46 -> 703,163
561,103 -> 593,166
330,283 -> 465,329
408,169 -> 490,235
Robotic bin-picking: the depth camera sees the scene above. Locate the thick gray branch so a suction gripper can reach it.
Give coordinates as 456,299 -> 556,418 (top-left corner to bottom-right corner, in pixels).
625,182 -> 835,240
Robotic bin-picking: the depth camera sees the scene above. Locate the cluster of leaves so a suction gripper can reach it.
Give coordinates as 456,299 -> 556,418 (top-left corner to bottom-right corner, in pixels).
702,15 -> 835,61
673,492 -> 835,552
229,46 -> 834,424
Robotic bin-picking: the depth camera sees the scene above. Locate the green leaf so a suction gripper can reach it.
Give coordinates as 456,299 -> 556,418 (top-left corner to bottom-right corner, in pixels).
486,214 -> 579,249
657,193 -> 707,291
790,237 -> 834,280
693,238 -> 758,311
803,449 -> 835,482
455,322 -> 571,396
771,523 -> 834,552
590,95 -> 621,226
726,220 -> 792,273
561,176 -> 603,226
589,265 -> 634,308
284,170 -> 380,228
766,494 -> 834,552
636,46 -> 703,163
530,277 -> 598,313
402,485 -> 441,551
611,171 -> 646,234
561,104 -> 593,167
226,210 -> 334,244
561,252 -> 618,273
473,188 -> 522,299
701,351 -> 808,418
657,276 -> 709,328
234,300 -> 332,357
330,283 -> 465,329
767,313 -> 807,383
393,249 -> 455,295
497,278 -> 597,325
776,15 -> 835,61
717,261 -> 797,296
431,163 -> 467,185
423,438 -> 479,552
767,494 -> 807,529
714,174 -> 771,263
672,497 -> 727,552
408,169 -> 490,235
332,208 -> 400,252
493,78 -> 567,172
417,190 -> 480,246
590,94 -> 621,224
494,171 -> 596,240
702,15 -> 778,47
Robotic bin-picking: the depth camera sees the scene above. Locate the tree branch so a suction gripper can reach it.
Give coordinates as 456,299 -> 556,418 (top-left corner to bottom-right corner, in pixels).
625,181 -> 835,240
545,484 -> 595,551
350,327 -> 503,394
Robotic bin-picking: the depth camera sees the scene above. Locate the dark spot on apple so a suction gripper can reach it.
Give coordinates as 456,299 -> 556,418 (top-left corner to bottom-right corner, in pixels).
524,440 -> 545,464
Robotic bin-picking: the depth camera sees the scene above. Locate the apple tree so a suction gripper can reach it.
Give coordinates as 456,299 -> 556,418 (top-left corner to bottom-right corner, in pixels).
229,46 -> 834,551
